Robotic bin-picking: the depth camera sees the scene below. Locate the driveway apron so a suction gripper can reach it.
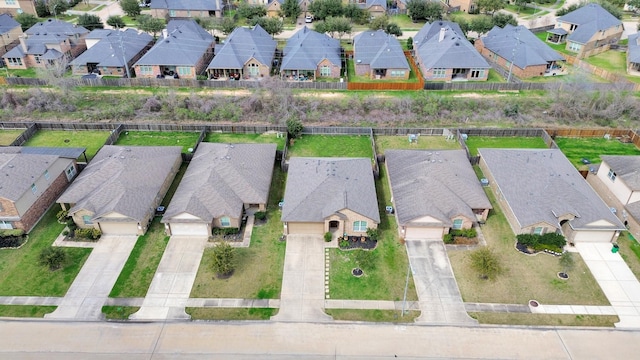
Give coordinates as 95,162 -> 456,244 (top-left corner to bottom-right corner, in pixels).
129,236 -> 208,321
272,234 -> 332,322
405,239 -> 476,325
45,235 -> 138,320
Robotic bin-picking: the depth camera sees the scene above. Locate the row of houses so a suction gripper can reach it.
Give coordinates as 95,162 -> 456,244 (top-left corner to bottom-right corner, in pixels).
2,140 -> 630,247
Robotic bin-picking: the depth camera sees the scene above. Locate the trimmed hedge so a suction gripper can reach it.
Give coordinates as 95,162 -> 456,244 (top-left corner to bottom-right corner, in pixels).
517,233 -> 566,251
212,227 -> 239,236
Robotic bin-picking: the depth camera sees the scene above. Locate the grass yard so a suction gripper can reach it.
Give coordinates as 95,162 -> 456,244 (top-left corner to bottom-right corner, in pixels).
328,165 -> 417,302
0,129 -> 24,145
464,136 -> 548,156
5,68 -> 38,78
325,309 -> 421,323
554,137 -> 640,169
469,313 -> 618,327
585,50 -> 626,74
617,233 -> 640,281
115,131 -> 200,153
487,69 -> 505,82
102,306 -> 140,320
374,135 -> 460,154
161,163 -> 188,208
189,167 -> 286,302
448,171 -> 610,307
347,59 -> 420,83
388,14 -> 425,30
204,132 -> 287,151
24,130 -> 110,161
287,135 -> 373,158
534,32 -> 573,55
0,305 -> 57,318
186,308 -> 277,320
0,206 -> 92,297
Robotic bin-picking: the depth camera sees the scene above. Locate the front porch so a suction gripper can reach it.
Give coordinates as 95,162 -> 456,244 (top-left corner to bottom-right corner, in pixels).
281,69 -> 315,81
546,28 -> 568,44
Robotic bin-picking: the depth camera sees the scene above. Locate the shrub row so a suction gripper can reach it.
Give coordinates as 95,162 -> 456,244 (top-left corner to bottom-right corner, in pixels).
444,228 -> 478,244
74,228 -> 101,240
212,227 -> 239,236
517,233 -> 566,251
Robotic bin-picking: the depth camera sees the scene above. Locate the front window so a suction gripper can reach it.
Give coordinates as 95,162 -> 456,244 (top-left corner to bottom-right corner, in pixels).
7,58 -> 23,66
139,65 -> 153,75
0,221 -> 12,230
320,65 -> 331,77
452,219 -> 463,230
248,63 -> 259,76
177,67 -> 191,76
44,170 -> 50,181
390,70 -> 406,77
533,227 -> 544,235
220,216 -> 230,227
6,0 -> 16,5
353,221 -> 367,232
568,42 -> 582,52
608,169 -> 616,182
82,215 -> 93,225
433,68 -> 446,78
169,10 -> 177,17
31,183 -> 37,194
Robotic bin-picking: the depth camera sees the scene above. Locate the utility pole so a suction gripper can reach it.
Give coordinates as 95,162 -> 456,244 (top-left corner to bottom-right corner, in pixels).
507,27 -> 521,83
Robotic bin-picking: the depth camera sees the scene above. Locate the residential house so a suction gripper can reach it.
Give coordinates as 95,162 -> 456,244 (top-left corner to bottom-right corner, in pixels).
443,0 -> 476,13
2,19 -> 89,70
282,157 -> 380,236
476,25 -> 565,79
0,147 -> 81,233
57,146 -> 182,236
162,143 -> 276,237
0,0 -> 37,16
627,33 -> 640,74
150,0 -> 222,19
280,26 -> 342,80
546,3 -> 623,58
385,150 -> 491,240
595,156 -> 640,229
207,25 -> 276,80
479,148 -> 625,244
70,29 -> 153,77
267,0 -> 312,18
134,19 -> 215,79
353,30 -> 410,80
0,14 -> 23,60
344,0 -> 387,18
414,21 -> 489,81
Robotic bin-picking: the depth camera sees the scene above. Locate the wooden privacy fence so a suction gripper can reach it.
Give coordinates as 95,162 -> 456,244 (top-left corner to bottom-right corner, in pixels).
347,51 -> 424,91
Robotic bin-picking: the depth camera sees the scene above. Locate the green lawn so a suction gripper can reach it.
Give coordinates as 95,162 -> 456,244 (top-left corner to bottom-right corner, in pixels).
204,132 -> 287,151
487,69 -> 506,82
24,130 -> 110,161
115,131 -> 200,153
464,136 -> 548,156
374,135 -> 460,154
102,306 -> 140,320
505,4 -> 538,15
0,206 -> 92,297
189,167 -> 286,302
186,308 -> 277,320
615,232 -> 640,281
0,305 -> 57,318
388,14 -> 425,30
554,137 -> 640,169
325,309 -> 421,323
534,32 -> 573,55
448,169 -> 610,306
288,135 -> 373,158
470,313 -> 618,327
5,68 -> 37,78
583,51 -> 640,84
347,59 -> 419,83
0,129 -> 24,145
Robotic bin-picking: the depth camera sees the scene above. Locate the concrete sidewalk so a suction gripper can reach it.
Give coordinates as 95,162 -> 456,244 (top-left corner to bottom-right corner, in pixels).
576,242 -> 640,328
129,236 -> 208,321
45,235 -> 137,320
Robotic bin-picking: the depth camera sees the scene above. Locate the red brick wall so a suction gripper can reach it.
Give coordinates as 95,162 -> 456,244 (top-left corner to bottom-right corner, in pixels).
15,169 -> 72,233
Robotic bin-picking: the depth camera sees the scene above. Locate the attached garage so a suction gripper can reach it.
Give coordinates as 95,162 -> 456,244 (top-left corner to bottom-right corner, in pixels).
286,222 -> 324,235
168,222 -> 210,236
404,226 -> 444,240
570,230 -> 617,243
98,222 -> 140,235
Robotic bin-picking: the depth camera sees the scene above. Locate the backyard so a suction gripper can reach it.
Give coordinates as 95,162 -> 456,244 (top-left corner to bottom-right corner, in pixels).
204,132 -> 287,151
464,136 -> 548,156
583,50 -> 640,84
23,130 -> 111,160
0,129 -> 24,145
287,135 -> 373,159
374,135 -> 460,154
346,60 -> 420,83
115,131 -> 201,153
554,137 -> 640,169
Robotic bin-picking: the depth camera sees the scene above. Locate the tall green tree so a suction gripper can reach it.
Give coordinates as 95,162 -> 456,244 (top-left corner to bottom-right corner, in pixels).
469,15 -> 494,35
107,15 -> 126,29
15,13 -> 39,31
322,16 -> 352,39
469,247 -> 503,280
280,0 -> 302,23
308,0 -> 343,21
251,17 -> 284,37
215,16 -> 237,35
35,0 -> 50,17
77,14 -> 104,30
120,0 -> 142,18
476,0 -> 506,15
211,241 -> 236,277
138,15 -> 165,39
48,0 -> 69,18
629,0 -> 640,12
406,0 -> 443,22
492,13 -> 517,28
343,3 -> 368,24
237,3 -> 267,19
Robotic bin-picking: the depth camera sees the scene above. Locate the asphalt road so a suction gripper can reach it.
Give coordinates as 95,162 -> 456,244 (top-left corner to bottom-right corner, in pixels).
1,320 -> 639,359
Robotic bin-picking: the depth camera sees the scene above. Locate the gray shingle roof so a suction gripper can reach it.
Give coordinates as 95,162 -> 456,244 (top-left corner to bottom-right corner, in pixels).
207,25 -> 275,70
628,33 -> 640,64
557,3 -> 622,44
479,148 -> 624,231
0,13 -> 20,35
151,0 -> 221,11
0,146 -> 86,159
0,153 -> 64,201
359,0 -> 386,10
601,155 -> 640,190
3,19 -> 88,59
162,143 -> 276,223
57,146 -> 181,222
71,29 -> 153,68
386,150 -> 491,226
353,30 -> 409,70
281,27 -> 341,71
282,158 -> 380,223
482,25 -> 564,68
415,25 -> 489,70
414,21 -> 464,45
134,19 -> 213,67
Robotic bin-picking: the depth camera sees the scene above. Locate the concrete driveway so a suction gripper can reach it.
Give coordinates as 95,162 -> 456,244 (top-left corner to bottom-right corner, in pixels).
129,236 -> 208,321
405,239 -> 476,325
45,235 -> 138,320
271,234 -> 332,322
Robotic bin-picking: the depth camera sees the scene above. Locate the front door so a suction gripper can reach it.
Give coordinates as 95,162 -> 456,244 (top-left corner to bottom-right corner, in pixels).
329,220 -> 339,231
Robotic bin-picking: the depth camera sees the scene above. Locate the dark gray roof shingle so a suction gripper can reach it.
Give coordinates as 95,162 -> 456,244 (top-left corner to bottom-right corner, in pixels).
150,0 -> 221,11
482,25 -> 564,68
0,146 -> 86,159
3,19 -> 88,59
71,29 -> 152,68
601,155 -> 640,190
628,33 -> 640,64
162,143 -> 276,223
557,3 -> 622,44
134,19 -> 213,66
415,24 -> 489,70
0,13 -> 20,34
353,30 -> 409,70
282,158 -> 380,223
479,148 -> 624,231
207,25 -> 276,70
386,150 -> 491,226
0,153 -> 66,201
281,27 -> 341,71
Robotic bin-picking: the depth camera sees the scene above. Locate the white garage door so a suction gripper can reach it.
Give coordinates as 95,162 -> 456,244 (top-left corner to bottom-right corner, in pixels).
98,222 -> 139,235
287,222 -> 324,235
572,230 -> 616,243
169,222 -> 209,236
405,227 -> 444,240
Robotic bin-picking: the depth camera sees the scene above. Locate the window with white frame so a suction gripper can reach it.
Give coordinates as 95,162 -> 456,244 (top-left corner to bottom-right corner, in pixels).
139,65 -> 153,75
0,220 -> 12,230
169,10 -> 177,17
6,0 -> 16,5
66,165 -> 76,179
82,215 -> 92,225
248,63 -> 259,76
34,55 -> 41,64
608,169 -> 616,182
353,221 -> 367,232
320,65 -> 331,77
8,58 -> 22,66
533,227 -> 544,235
177,67 -> 191,76
44,170 -> 50,181
432,69 -> 446,78
31,183 -> 37,195
470,69 -> 484,78
452,219 -> 463,230
568,42 -> 582,52
390,70 -> 405,77
220,216 -> 230,227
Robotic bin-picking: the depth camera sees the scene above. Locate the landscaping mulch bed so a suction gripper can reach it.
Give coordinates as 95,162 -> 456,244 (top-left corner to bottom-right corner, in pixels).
451,236 -> 478,245
0,235 -> 27,249
339,236 -> 377,250
515,242 -> 562,256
